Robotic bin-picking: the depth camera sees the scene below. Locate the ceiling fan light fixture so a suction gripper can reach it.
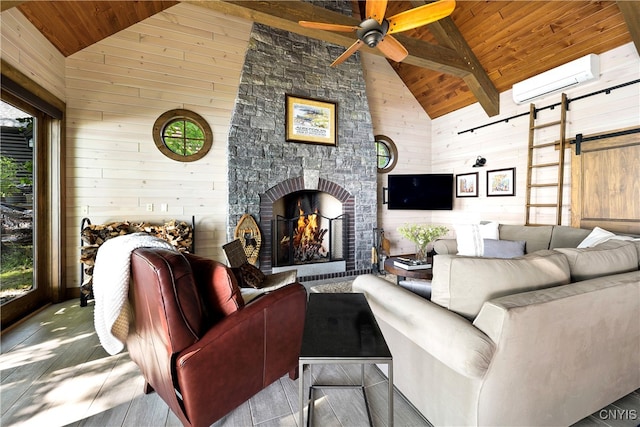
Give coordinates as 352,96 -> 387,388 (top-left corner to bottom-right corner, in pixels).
357,18 -> 389,48
362,30 -> 383,47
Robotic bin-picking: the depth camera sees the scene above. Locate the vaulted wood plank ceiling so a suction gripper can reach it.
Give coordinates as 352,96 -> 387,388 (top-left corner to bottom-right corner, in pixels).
4,0 -> 637,119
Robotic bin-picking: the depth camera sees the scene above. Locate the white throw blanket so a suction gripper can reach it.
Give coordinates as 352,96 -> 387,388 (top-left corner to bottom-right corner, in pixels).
93,233 -> 175,355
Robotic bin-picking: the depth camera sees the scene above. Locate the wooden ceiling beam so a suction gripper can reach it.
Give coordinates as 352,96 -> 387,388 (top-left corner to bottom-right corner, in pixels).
410,1 -> 499,116
184,0 -> 471,76
427,17 -> 499,116
617,0 -> 640,55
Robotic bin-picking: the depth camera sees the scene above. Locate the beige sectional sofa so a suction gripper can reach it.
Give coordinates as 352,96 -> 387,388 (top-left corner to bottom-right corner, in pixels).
353,225 -> 640,426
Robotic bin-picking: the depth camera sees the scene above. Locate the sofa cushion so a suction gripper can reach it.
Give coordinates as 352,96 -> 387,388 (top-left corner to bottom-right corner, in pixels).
431,250 -> 571,319
454,222 -> 499,256
549,225 -> 592,249
483,239 -> 526,258
555,240 -> 638,281
433,238 -> 458,255
499,224 -> 553,253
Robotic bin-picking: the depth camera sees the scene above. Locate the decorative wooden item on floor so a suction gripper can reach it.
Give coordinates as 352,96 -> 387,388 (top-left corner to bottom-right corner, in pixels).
234,214 -> 262,265
381,231 -> 391,255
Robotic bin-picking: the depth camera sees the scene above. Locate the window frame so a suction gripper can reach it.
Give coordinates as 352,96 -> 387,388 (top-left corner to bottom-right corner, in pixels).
1,61 -> 66,327
152,109 -> 212,162
375,134 -> 398,173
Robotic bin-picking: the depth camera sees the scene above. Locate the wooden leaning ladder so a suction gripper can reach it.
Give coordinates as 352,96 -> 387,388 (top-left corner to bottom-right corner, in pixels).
525,93 -> 568,226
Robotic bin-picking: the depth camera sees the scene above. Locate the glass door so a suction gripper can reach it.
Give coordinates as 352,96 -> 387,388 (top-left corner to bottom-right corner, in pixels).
1,99 -> 46,324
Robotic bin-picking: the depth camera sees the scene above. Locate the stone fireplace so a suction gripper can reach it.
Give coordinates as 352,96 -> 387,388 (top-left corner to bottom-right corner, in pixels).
227,4 -> 377,281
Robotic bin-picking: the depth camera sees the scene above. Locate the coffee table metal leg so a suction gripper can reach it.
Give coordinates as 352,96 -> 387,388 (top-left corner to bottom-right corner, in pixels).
299,363 -> 393,427
299,361 -> 305,427
388,361 -> 394,427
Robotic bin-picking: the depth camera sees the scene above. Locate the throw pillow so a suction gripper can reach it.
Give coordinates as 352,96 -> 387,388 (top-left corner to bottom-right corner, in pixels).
483,239 -> 526,258
577,226 -> 616,248
454,222 -> 499,256
233,263 -> 266,288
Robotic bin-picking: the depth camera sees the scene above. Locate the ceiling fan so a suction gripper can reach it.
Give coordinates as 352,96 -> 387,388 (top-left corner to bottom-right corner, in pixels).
299,0 -> 456,67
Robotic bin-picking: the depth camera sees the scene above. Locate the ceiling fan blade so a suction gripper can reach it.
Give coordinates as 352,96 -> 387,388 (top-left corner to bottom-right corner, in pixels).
366,0 -> 389,24
387,0 -> 456,34
377,35 -> 408,63
298,21 -> 359,32
330,40 -> 364,67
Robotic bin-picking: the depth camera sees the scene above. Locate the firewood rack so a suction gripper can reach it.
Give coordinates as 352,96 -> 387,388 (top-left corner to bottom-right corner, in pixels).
79,216 -> 195,306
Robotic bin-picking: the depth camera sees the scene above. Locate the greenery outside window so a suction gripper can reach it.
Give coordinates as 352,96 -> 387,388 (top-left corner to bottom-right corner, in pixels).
153,109 -> 212,162
375,134 -> 398,173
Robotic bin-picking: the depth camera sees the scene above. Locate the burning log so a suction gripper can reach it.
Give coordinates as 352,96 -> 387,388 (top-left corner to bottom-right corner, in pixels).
293,227 -> 327,262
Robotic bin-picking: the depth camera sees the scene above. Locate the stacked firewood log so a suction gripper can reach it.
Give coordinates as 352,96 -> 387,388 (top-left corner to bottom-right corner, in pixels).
79,219 -> 193,301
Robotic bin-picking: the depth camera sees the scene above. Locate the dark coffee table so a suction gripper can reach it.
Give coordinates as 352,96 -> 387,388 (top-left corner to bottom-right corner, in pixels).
298,293 -> 393,427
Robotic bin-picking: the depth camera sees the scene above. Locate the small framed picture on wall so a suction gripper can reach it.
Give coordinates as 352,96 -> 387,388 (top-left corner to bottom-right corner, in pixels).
487,168 -> 516,196
455,172 -> 478,197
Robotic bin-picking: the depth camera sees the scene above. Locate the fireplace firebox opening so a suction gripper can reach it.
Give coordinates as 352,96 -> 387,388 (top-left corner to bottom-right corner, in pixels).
259,176 -> 358,280
272,190 -> 344,268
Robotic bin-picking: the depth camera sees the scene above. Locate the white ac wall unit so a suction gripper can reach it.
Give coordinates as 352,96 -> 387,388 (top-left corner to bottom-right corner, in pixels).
512,54 -> 600,104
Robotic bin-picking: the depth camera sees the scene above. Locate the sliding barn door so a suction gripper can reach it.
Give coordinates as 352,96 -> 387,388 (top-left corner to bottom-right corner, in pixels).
571,127 -> 640,235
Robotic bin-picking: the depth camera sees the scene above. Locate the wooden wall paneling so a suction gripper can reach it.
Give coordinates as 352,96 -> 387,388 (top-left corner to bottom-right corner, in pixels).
361,53 -> 435,255
62,3 -> 251,287
1,9 -> 66,101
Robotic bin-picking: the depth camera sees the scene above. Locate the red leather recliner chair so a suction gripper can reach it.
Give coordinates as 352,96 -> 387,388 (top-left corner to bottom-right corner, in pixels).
127,247 -> 307,427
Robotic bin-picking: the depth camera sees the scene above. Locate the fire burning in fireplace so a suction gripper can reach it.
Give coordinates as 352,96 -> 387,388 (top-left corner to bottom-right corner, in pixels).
272,191 -> 344,267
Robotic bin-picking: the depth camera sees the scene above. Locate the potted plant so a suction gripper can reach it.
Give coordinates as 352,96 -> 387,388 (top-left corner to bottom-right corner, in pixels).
397,223 -> 449,263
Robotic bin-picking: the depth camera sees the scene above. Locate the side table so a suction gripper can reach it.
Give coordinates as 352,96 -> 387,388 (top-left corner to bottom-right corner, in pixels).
384,256 -> 433,284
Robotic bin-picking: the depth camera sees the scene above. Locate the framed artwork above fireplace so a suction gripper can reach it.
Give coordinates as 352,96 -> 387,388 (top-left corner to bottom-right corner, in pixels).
285,94 -> 337,146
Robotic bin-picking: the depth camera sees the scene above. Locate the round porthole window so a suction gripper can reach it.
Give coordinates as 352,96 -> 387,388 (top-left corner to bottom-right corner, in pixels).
153,109 -> 212,162
375,135 -> 398,173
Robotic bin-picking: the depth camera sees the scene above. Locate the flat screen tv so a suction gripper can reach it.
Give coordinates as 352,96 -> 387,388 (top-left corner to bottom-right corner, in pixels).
387,174 -> 454,210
